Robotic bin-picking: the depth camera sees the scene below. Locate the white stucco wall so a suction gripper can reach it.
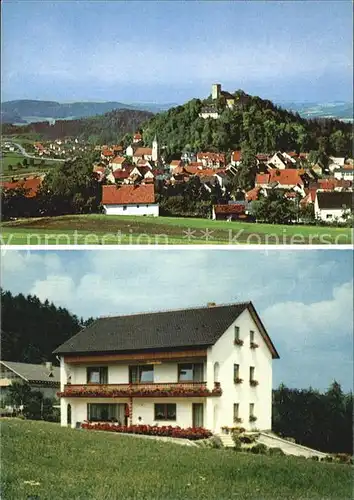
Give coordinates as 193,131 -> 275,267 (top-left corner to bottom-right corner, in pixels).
132,398 -> 204,427
206,308 -> 273,432
103,204 -> 159,216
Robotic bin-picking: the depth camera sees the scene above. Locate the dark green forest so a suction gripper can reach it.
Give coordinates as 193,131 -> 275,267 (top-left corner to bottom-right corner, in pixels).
2,108 -> 153,144
273,383 -> 353,454
142,91 -> 352,158
0,289 -> 92,364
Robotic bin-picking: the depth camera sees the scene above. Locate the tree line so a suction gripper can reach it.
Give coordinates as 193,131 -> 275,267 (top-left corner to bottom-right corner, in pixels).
1,289 -> 93,364
2,108 -> 152,144
272,382 -> 353,454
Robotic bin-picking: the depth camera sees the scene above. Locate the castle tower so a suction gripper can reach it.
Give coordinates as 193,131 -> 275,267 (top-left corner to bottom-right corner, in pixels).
152,134 -> 158,162
212,83 -> 221,100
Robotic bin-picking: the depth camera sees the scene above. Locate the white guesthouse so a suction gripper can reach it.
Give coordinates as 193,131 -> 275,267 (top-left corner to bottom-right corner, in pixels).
102,184 -> 159,216
314,191 -> 353,223
54,302 -> 279,432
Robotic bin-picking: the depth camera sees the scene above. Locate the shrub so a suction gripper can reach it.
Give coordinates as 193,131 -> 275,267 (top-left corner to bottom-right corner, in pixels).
250,443 -> 268,454
268,447 -> 285,456
239,434 -> 256,444
333,453 -> 353,464
311,456 -> 319,461
231,432 -> 242,450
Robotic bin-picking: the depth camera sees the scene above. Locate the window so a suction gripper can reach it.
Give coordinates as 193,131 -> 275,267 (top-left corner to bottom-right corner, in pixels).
234,326 -> 240,341
87,367 -> 108,384
234,364 -> 240,381
129,365 -> 154,384
250,330 -> 255,344
233,403 -> 239,422
250,366 -> 255,381
249,403 -> 255,417
154,403 -> 176,421
178,363 -> 204,382
123,206 -> 127,211
87,403 -> 124,423
326,214 -> 333,219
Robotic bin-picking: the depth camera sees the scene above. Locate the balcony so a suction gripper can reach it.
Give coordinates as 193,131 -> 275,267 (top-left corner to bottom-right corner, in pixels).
58,382 -> 222,398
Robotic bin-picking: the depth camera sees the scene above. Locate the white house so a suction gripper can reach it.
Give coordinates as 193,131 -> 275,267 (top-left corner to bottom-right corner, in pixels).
314,191 -> 353,223
101,184 -> 159,216
333,168 -> 354,182
54,302 -> 279,433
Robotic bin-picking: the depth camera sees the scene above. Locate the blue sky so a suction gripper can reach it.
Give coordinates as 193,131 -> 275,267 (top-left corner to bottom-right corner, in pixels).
2,1 -> 353,103
1,249 -> 353,392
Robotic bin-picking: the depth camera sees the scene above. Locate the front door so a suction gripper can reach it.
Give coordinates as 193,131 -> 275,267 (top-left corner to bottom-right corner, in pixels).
192,403 -> 204,428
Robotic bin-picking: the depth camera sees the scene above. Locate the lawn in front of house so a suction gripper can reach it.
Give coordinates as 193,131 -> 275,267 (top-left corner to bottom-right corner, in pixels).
1,419 -> 352,500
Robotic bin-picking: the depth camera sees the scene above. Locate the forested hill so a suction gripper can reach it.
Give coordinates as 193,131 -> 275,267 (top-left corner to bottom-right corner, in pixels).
1,290 -> 93,364
2,108 -> 153,143
142,90 -> 353,157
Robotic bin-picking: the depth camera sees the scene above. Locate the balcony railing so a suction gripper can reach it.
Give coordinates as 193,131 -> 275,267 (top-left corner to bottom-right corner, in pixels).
58,381 -> 222,398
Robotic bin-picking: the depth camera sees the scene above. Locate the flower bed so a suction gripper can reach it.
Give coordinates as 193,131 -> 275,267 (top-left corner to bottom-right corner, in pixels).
81,422 -> 212,440
58,384 -> 222,398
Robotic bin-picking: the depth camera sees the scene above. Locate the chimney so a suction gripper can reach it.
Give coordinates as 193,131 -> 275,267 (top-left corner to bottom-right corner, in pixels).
207,302 -> 216,307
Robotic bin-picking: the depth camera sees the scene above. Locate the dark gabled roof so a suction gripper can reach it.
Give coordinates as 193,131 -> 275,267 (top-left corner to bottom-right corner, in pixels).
0,361 -> 60,384
54,302 -> 279,358
316,191 -> 353,210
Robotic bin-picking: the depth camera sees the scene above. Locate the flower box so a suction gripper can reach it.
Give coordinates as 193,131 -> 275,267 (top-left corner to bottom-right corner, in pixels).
250,342 -> 259,349
58,384 -> 222,398
234,339 -> 244,346
81,422 -> 212,440
250,380 -> 259,387
249,415 -> 257,422
233,417 -> 243,424
234,378 -> 243,384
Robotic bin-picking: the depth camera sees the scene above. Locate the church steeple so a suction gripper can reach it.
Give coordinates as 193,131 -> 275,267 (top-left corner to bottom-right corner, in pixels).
152,134 -> 158,162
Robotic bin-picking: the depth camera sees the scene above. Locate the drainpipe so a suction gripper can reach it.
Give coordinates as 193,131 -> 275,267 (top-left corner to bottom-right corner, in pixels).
129,397 -> 133,426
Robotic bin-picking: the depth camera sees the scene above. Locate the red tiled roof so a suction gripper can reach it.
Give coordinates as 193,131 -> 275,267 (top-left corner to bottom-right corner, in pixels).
170,160 -> 182,167
232,151 -> 242,162
1,178 -> 42,198
102,149 -> 114,157
188,162 -> 204,168
255,174 -> 270,185
197,152 -> 225,163
214,204 -> 246,214
102,184 -> 155,205
111,156 -> 127,164
195,169 -> 216,177
134,147 -> 152,157
245,187 -> 261,201
269,169 -> 304,186
113,170 -> 131,179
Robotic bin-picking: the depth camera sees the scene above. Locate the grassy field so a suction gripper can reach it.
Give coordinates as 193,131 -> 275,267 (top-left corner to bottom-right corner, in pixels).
1,419 -> 352,500
1,153 -> 61,179
0,214 -> 352,245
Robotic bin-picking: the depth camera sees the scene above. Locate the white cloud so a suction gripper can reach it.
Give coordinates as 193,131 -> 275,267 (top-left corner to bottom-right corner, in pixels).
262,281 -> 353,350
